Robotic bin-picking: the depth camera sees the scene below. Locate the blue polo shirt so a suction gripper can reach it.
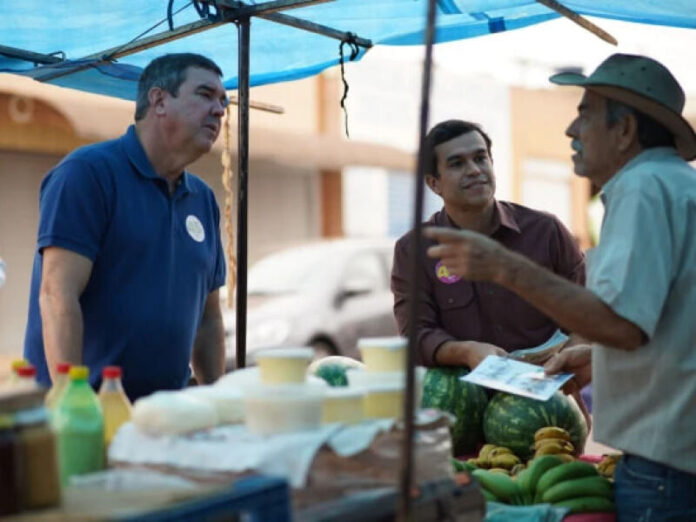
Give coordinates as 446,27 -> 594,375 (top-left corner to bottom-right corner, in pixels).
24,125 -> 226,401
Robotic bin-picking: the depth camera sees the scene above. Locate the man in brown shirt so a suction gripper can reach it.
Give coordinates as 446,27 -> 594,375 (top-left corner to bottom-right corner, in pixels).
391,119 -> 585,369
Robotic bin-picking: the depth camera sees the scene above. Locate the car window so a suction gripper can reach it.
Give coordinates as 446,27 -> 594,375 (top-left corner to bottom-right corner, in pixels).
343,252 -> 386,291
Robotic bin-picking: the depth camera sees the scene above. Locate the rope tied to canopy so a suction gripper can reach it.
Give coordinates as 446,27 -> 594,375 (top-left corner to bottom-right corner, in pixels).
338,32 -> 360,139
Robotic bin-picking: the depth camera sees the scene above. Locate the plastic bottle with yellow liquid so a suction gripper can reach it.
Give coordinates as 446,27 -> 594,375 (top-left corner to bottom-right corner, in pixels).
5,359 -> 28,386
98,366 -> 132,445
45,363 -> 71,411
52,366 -> 104,485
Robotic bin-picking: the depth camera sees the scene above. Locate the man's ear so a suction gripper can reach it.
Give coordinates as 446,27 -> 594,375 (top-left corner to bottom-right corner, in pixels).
617,112 -> 639,153
425,174 -> 441,196
148,87 -> 167,116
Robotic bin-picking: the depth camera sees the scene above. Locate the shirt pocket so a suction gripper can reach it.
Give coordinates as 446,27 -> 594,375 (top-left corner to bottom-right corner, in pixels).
433,281 -> 479,338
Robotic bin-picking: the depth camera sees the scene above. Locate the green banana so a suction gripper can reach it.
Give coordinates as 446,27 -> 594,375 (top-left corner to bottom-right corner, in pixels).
525,455 -> 564,497
542,476 -> 613,504
472,469 -> 525,504
535,461 -> 599,502
516,468 -> 533,495
451,457 -> 476,473
553,496 -> 615,514
480,488 -> 499,502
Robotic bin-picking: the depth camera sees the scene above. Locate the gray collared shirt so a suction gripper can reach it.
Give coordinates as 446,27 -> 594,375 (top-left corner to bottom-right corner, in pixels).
588,147 -> 696,474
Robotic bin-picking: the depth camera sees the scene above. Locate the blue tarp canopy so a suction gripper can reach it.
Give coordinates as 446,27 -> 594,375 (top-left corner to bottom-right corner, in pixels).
1,1 -> 695,100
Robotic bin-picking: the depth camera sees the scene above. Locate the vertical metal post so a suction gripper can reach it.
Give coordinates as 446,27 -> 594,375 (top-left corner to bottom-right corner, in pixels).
235,15 -> 251,369
397,0 -> 437,520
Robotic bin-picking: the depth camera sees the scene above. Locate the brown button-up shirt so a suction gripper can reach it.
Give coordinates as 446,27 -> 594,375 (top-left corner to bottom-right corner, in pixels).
391,201 -> 585,366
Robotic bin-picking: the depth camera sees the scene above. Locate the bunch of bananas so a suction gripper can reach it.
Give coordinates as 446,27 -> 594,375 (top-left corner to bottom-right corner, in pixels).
471,456 -> 614,513
597,453 -> 622,479
467,443 -> 522,474
531,426 -> 576,460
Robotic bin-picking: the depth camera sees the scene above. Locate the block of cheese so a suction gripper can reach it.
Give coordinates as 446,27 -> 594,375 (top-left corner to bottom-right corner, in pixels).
131,391 -> 218,435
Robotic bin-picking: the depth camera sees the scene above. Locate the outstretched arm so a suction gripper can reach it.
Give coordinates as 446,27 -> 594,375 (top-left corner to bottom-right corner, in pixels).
424,227 -> 644,351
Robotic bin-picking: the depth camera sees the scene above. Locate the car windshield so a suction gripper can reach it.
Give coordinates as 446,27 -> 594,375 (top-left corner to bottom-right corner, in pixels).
247,245 -> 334,295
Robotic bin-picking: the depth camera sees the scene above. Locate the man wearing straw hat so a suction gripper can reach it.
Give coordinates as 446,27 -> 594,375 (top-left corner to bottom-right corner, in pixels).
426,54 -> 696,519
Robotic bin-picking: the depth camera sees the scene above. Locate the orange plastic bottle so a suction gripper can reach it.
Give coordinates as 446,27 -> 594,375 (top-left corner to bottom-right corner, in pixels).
98,366 -> 132,445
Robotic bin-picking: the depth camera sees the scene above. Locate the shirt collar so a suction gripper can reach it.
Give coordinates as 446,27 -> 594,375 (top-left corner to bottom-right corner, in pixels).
601,147 -> 678,202
123,125 -> 194,194
439,199 -> 520,235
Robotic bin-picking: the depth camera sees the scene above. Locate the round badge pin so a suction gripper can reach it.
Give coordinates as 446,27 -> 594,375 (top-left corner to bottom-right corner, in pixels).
435,261 -> 460,284
185,215 -> 205,243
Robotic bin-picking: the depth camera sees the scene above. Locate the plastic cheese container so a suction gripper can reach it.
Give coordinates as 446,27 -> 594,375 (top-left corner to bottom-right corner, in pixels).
363,383 -> 404,419
255,347 -> 314,384
243,383 -> 323,435
321,387 -> 365,424
357,336 -> 407,372
346,367 -> 427,406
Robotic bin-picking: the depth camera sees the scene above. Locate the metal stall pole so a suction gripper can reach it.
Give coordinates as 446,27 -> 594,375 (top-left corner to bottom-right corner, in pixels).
235,15 -> 251,368
397,0 -> 437,520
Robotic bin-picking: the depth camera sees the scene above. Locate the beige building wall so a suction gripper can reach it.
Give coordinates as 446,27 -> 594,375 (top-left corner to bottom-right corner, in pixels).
510,86 -> 592,250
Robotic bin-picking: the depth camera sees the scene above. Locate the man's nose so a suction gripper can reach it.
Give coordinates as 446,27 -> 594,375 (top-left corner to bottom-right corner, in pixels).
211,99 -> 226,116
566,117 -> 579,138
463,160 -> 480,176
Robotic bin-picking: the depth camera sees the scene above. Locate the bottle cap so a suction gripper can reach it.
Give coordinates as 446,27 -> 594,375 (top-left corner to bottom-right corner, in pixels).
11,359 -> 28,372
16,365 -> 37,378
69,366 -> 89,381
56,362 -> 71,374
102,366 -> 122,379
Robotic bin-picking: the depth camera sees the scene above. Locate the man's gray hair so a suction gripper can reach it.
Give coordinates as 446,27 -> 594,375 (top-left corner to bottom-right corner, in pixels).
134,53 -> 223,121
605,97 -> 675,150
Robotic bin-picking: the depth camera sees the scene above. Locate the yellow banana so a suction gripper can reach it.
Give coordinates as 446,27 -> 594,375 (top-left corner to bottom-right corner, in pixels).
479,444 -> 498,460
489,446 -> 515,457
534,438 -> 575,454
490,454 -> 521,470
534,426 -> 571,442
534,441 -> 570,456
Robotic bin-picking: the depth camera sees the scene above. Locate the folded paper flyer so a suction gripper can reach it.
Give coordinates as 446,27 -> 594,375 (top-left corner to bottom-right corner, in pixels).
461,355 -> 573,401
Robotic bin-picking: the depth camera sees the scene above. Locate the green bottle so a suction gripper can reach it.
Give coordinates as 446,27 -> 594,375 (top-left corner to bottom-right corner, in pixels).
52,366 -> 105,485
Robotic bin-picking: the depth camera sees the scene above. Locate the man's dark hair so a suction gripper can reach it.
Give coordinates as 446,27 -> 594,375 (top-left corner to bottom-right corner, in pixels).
424,120 -> 493,178
605,98 -> 675,150
134,53 -> 223,121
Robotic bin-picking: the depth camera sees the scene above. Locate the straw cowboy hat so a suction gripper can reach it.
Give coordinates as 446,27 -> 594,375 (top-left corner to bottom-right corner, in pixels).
550,53 -> 696,161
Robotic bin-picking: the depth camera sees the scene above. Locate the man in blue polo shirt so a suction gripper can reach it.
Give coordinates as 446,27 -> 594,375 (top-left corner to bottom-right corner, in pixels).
24,53 -> 229,401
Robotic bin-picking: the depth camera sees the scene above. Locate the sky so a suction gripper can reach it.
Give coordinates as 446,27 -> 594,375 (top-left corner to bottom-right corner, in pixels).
363,16 -> 696,105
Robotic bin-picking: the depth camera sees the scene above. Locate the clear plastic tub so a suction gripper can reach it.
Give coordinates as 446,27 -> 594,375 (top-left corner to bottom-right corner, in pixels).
243,383 -> 323,435
357,336 -> 407,372
363,383 -> 404,419
254,347 -> 314,384
346,367 -> 427,406
321,387 -> 365,424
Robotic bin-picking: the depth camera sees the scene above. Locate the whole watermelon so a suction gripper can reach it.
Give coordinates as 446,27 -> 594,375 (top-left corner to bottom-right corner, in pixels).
314,364 -> 349,387
483,392 -> 588,459
308,356 -> 365,387
421,367 -> 489,456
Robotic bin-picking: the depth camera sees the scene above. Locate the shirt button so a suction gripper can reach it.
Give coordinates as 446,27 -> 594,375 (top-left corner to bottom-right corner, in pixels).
447,298 -> 454,304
